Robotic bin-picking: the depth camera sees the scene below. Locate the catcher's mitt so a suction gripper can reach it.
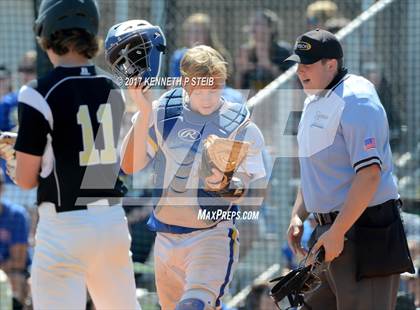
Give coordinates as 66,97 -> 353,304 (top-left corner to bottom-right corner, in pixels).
269,247 -> 325,309
0,131 -> 17,183
200,134 -> 250,192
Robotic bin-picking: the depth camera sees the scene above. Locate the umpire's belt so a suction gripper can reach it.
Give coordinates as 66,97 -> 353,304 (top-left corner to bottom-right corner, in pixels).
313,199 -> 401,226
314,212 -> 339,226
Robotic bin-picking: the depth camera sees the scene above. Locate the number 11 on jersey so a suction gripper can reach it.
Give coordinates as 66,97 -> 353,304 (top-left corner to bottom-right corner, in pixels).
77,103 -> 117,166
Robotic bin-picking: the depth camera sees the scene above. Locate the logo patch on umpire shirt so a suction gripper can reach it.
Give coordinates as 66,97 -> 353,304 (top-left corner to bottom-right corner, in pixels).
310,111 -> 328,128
364,137 -> 376,151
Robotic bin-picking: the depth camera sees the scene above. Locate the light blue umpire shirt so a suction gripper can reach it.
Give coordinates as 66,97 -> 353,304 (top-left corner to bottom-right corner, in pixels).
297,69 -> 399,213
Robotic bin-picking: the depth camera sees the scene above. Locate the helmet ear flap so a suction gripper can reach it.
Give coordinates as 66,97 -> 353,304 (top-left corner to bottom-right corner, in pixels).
34,23 -> 42,37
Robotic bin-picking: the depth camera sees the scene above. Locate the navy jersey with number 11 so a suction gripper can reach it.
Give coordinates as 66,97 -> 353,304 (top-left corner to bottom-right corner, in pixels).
15,65 -> 126,212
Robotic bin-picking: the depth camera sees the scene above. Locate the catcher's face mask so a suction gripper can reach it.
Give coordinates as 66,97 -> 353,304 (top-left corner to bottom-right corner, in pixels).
108,34 -> 152,80
269,247 -> 325,309
104,20 -> 166,82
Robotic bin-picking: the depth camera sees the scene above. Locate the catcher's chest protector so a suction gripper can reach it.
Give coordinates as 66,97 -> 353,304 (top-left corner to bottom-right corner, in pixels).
152,88 -> 249,217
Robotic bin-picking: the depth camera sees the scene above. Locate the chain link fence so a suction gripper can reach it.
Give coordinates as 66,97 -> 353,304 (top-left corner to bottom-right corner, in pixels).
0,0 -> 419,309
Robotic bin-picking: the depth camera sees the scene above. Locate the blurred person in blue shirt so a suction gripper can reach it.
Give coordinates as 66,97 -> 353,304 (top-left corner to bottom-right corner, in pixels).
0,51 -> 37,132
0,64 -> 18,189
0,52 -> 37,187
0,169 -> 31,307
0,65 -> 17,132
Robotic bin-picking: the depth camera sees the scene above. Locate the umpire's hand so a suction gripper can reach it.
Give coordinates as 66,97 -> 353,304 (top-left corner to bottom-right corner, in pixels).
287,215 -> 308,257
311,227 -> 345,263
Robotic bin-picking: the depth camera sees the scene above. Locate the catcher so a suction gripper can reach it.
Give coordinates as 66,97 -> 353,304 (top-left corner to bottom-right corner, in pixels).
118,44 -> 266,310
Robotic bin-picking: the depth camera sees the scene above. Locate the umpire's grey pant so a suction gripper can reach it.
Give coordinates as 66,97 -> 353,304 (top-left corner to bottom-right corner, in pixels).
301,224 -> 400,310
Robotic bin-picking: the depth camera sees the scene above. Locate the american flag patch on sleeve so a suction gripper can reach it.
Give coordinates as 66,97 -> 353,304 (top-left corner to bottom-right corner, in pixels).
364,137 -> 376,151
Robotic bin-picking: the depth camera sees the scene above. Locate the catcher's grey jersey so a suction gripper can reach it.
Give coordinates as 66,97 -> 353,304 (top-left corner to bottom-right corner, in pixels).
133,88 -> 266,232
298,73 -> 399,213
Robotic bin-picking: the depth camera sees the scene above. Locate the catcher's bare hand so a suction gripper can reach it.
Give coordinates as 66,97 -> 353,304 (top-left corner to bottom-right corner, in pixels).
128,81 -> 152,113
287,214 -> 308,258
204,168 -> 226,191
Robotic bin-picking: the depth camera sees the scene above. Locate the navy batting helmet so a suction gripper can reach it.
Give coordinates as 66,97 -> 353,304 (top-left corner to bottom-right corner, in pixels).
34,0 -> 99,38
104,20 -> 166,81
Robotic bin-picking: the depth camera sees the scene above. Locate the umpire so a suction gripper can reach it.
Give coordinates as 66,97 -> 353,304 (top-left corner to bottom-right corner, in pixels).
286,29 -> 414,310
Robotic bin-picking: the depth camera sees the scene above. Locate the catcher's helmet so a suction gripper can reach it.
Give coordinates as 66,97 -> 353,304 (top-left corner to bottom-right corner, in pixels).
104,20 -> 166,80
34,0 -> 99,38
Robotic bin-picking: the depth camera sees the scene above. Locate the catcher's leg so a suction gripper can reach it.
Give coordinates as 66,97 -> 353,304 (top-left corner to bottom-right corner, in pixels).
181,222 -> 240,309
176,296 -> 211,310
176,290 -> 217,310
154,232 -> 185,310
